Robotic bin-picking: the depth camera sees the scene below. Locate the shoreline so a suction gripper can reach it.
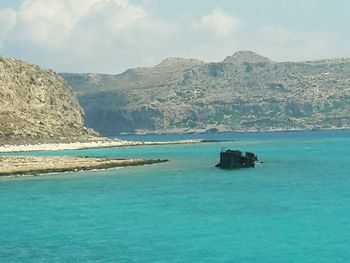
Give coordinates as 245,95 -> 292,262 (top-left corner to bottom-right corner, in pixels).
118,127 -> 350,136
0,138 -> 207,153
1,128 -> 349,154
0,156 -> 168,177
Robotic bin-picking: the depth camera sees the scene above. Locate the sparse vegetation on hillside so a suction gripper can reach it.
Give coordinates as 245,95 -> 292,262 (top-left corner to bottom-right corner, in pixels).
61,51 -> 350,134
0,56 -> 99,143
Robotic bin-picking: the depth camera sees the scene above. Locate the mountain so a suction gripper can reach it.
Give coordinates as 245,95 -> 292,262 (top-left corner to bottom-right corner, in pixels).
61,51 -> 350,135
222,50 -> 271,64
0,56 -> 99,144
62,57 -> 204,94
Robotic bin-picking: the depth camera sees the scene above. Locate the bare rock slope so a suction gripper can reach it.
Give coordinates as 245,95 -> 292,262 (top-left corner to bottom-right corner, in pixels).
62,51 -> 350,134
0,56 -> 99,144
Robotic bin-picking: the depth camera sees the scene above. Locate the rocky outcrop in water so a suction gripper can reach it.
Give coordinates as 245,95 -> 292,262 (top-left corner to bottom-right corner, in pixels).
216,149 -> 258,169
0,56 -> 99,144
61,51 -> 350,134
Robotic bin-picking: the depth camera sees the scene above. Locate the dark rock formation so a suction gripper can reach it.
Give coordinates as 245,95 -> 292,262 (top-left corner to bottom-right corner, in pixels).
216,149 -> 258,169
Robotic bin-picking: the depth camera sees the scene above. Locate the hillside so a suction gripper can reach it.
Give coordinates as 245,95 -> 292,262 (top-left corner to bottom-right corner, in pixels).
0,56 -> 99,144
61,51 -> 350,135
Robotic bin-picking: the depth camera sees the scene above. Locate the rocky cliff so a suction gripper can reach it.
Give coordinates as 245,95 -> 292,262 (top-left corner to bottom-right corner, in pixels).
61,51 -> 350,134
0,56 -> 99,144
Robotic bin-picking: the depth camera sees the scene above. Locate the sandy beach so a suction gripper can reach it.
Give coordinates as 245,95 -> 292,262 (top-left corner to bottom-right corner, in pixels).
0,138 -> 209,177
0,138 -> 206,153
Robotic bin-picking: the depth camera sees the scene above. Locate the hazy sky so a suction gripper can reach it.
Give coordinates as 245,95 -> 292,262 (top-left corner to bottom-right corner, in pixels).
0,0 -> 349,73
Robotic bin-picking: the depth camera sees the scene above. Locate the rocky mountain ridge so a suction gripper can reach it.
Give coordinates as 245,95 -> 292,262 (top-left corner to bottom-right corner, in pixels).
61,51 -> 350,135
0,56 -> 99,144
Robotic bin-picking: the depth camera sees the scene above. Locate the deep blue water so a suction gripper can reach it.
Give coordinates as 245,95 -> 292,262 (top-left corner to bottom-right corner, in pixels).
1,131 -> 350,262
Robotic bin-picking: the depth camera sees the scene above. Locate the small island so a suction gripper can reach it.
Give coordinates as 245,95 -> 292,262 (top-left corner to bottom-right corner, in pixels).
0,156 -> 168,177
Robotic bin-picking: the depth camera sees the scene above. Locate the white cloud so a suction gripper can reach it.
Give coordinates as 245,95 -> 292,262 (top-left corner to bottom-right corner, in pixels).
0,0 -> 172,72
193,8 -> 240,38
8,0 -> 150,49
0,8 -> 17,45
78,0 -> 146,32
176,8 -> 243,62
0,2 -> 348,73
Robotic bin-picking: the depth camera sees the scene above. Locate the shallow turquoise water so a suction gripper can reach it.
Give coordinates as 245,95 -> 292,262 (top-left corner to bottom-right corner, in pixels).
1,131 -> 350,262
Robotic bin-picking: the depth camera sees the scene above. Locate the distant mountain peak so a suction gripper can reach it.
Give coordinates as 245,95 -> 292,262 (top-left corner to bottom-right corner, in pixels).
155,57 -> 204,69
223,50 -> 271,64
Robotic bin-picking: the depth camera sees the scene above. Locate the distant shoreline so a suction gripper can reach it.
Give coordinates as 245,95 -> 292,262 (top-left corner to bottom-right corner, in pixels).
0,138 -> 208,153
116,127 -> 350,136
1,128 -> 349,153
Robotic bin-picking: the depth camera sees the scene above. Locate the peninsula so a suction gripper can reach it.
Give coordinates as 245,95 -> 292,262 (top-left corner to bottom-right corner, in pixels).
0,56 -> 171,176
0,156 -> 168,177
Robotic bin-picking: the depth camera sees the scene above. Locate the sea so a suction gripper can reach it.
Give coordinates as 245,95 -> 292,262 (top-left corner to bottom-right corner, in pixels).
1,130 -> 350,262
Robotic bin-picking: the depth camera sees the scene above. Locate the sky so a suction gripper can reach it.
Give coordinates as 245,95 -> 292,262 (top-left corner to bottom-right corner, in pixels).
0,0 -> 349,73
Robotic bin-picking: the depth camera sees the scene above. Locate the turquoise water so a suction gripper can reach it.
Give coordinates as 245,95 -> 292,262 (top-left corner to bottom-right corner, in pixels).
1,131 -> 350,262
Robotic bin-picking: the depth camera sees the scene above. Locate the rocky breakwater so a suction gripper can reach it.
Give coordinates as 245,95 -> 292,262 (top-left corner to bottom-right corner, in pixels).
0,56 -> 99,144
0,156 -> 168,177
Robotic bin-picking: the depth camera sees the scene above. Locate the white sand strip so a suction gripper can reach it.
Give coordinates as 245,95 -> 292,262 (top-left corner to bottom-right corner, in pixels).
0,139 -> 206,153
